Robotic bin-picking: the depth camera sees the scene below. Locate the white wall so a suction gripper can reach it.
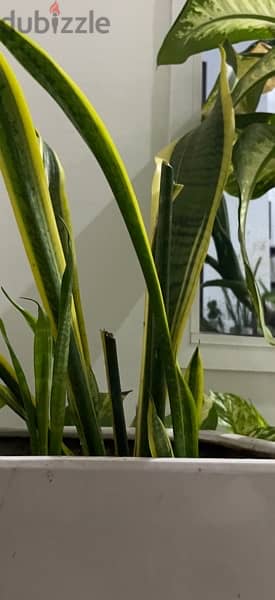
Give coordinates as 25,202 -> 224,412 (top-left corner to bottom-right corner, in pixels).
0,0 -> 202,426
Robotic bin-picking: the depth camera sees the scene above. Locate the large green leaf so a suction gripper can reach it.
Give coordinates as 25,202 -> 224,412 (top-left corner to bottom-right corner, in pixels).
158,0 -> 275,65
233,46 -> 275,107
210,390 -> 267,435
166,50 -> 235,351
0,23 -> 185,457
233,123 -> 275,344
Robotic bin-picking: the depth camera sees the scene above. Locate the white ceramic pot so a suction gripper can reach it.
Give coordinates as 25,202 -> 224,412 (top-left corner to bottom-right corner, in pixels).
0,457 -> 274,599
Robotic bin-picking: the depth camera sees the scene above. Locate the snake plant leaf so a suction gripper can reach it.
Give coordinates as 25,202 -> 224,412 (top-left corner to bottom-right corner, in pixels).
0,23 -> 184,457
34,305 -> 53,455
39,135 -> 91,369
0,353 -> 23,405
0,320 -> 38,452
50,242 -> 73,456
0,383 -> 25,420
148,399 -> 174,458
184,348 -> 204,427
233,123 -> 275,344
203,48 -> 265,119
200,399 -> 218,430
210,391 -> 267,435
166,49 -> 234,351
0,52 -> 65,327
136,163 -> 174,457
157,0 -> 275,65
1,287 -> 37,333
0,50 -> 104,455
177,366 -> 198,457
101,331 -> 129,457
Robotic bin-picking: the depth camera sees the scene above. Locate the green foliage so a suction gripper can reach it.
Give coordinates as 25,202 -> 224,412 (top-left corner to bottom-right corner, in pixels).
148,400 -> 174,458
209,391 -> 267,435
158,0 -> 275,65
0,2 -> 275,457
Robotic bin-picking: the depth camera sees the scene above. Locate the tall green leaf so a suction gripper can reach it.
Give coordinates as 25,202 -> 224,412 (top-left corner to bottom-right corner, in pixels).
0,49 -> 104,455
167,49 -> 235,351
50,242 -> 73,456
101,331 -> 129,457
135,163 -> 174,456
233,123 -> 275,344
158,0 -> 275,65
34,306 -> 53,455
148,399 -> 174,458
184,348 -> 204,427
0,23 -> 184,457
39,135 -> 91,369
177,366 -> 198,457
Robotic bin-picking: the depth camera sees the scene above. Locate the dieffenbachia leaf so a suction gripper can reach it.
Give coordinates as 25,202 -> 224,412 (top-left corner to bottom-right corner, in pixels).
232,46 -> 275,108
158,0 -> 275,65
210,390 -> 267,435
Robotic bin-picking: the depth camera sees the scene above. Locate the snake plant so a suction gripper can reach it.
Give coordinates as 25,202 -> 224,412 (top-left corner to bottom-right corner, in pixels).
0,0 -> 273,456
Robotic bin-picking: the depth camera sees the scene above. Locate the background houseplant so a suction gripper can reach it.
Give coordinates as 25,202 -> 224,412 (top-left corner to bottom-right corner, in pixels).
0,1 -> 275,456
